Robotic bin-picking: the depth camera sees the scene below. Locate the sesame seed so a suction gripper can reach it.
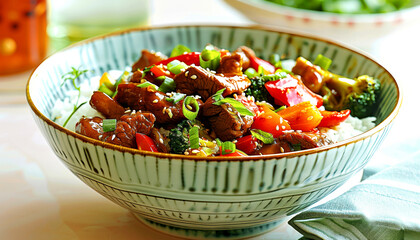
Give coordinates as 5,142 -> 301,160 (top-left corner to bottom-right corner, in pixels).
162,107 -> 167,114
131,110 -> 136,115
191,74 -> 197,80
159,138 -> 164,144
184,151 -> 190,155
124,109 -> 131,113
282,125 -> 286,129
280,147 -> 285,153
98,135 -> 102,140
153,99 -> 158,103
111,135 -> 116,141
276,125 -> 280,131
185,71 -> 189,77
307,116 -> 314,121
192,149 -> 199,154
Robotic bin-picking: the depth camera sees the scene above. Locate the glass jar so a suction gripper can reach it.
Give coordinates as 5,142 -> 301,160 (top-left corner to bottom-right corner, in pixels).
0,0 -> 47,75
47,0 -> 150,50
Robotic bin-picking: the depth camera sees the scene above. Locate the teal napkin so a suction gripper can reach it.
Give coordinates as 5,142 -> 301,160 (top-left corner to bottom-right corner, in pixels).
289,157 -> 420,240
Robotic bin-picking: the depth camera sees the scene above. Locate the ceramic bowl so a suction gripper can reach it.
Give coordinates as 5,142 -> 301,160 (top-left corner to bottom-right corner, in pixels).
224,0 -> 420,50
26,25 -> 401,239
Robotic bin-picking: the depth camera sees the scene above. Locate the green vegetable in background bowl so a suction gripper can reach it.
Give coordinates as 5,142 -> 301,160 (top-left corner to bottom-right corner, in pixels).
265,0 -> 411,14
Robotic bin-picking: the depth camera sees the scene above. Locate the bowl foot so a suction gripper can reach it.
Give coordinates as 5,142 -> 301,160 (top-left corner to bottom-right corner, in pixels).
133,213 -> 284,239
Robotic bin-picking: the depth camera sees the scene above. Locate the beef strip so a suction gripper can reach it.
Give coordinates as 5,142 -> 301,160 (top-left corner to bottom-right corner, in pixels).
174,65 -> 250,101
114,83 -> 199,124
217,53 -> 243,75
201,97 -> 253,141
233,46 -> 256,70
128,69 -> 166,87
75,116 -> 103,141
278,131 -> 333,151
149,127 -> 169,153
75,111 -> 156,148
255,131 -> 332,154
89,91 -> 126,119
131,49 -> 167,72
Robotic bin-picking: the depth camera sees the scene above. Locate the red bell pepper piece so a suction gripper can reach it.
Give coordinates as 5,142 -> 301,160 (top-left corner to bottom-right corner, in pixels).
154,52 -> 201,66
318,110 -> 351,128
221,149 -> 248,157
136,133 -> 159,152
235,94 -> 260,115
277,101 -> 323,132
250,56 -> 275,74
265,74 -> 323,108
252,105 -> 291,138
235,135 -> 259,155
150,65 -> 169,78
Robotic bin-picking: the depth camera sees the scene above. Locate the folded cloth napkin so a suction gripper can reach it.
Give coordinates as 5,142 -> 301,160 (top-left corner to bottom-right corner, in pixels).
289,157 -> 420,240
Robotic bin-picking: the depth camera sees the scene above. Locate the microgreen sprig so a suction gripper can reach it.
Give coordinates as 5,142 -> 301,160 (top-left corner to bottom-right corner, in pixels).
61,67 -> 89,127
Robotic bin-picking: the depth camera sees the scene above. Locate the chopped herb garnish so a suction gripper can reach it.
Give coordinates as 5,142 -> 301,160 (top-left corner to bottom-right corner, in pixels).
211,88 -> 254,117
60,67 -> 89,127
251,129 -> 274,144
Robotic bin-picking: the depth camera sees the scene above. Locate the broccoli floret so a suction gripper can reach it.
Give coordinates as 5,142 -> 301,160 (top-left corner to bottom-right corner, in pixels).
322,75 -> 380,118
244,71 -> 292,103
168,120 -> 194,154
168,119 -> 213,154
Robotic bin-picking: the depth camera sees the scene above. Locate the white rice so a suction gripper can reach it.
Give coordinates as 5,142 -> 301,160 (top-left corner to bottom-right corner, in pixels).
51,70 -> 124,131
51,70 -> 377,143
320,116 -> 377,142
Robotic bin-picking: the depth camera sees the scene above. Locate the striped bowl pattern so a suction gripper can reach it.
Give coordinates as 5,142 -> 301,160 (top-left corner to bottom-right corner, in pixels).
26,25 -> 401,239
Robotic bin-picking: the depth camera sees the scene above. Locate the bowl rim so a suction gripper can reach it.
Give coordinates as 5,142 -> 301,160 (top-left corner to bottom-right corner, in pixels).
26,24 -> 402,161
225,0 -> 420,23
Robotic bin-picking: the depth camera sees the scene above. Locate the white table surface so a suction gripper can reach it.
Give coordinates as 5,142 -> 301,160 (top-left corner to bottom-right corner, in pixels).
1,0 -> 419,239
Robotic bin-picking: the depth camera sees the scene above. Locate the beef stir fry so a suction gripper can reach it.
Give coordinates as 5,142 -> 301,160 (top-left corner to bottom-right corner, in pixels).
72,45 -> 380,156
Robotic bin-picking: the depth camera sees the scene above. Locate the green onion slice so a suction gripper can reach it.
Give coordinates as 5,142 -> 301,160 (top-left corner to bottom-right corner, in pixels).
170,45 -> 191,57
166,92 -> 186,104
103,119 -> 117,132
274,105 -> 287,112
157,76 -> 176,93
244,68 -> 258,79
99,83 -> 114,97
313,54 -> 332,70
189,126 -> 200,149
200,49 -> 221,70
111,71 -> 130,97
167,60 -> 188,75
182,96 -> 200,120
137,81 -> 158,90
221,141 -> 236,155
251,129 -> 274,144
269,53 -> 282,68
